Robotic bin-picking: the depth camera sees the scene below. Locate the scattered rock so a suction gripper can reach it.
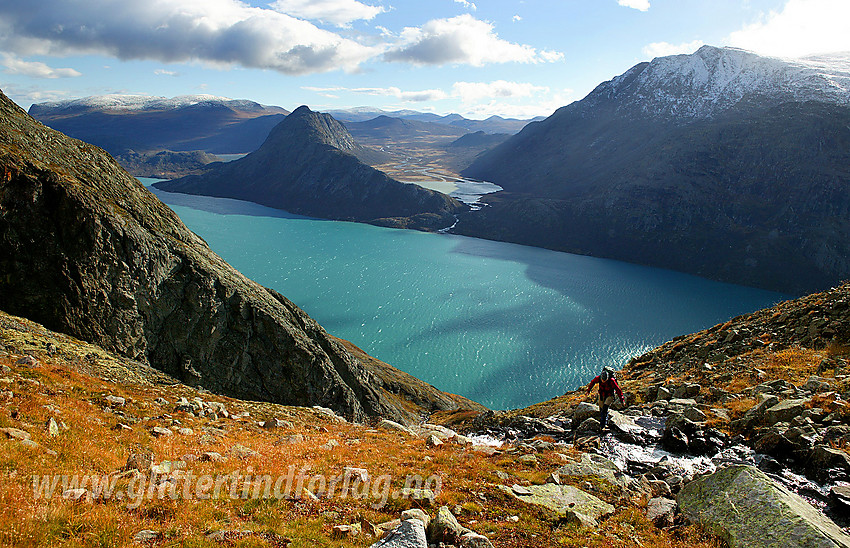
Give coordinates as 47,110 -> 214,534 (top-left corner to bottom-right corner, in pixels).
428,506 -> 469,544
678,465 -> 850,547
646,497 -> 677,528
46,417 -> 60,437
177,427 -> 194,436
229,444 -> 258,459
133,530 -> 161,544
806,445 -> 850,482
503,483 -> 614,526
425,434 -> 443,448
572,402 -> 600,424
371,519 -> 427,548
150,426 -> 172,438
320,439 -> 340,451
62,488 -> 92,504
332,523 -> 362,538
764,399 -> 809,426
16,355 -> 38,367
378,419 -> 414,436
400,508 -> 430,529
1,427 -> 31,441
399,488 -> 436,506
105,395 -> 126,407
557,453 -> 634,490
683,407 -> 707,423
201,452 -> 227,463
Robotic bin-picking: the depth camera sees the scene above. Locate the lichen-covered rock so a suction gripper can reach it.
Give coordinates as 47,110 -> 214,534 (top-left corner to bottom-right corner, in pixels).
678,465 -> 850,547
502,483 -> 614,526
557,453 -> 634,490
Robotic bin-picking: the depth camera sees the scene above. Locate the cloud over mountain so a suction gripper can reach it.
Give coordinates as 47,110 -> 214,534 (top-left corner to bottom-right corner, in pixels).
0,0 -> 377,75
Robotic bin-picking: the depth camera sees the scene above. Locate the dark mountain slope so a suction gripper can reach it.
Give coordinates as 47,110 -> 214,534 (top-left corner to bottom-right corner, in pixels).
29,95 -> 288,155
0,89 -> 473,422
345,115 -> 469,141
460,46 -> 850,294
155,106 -> 466,231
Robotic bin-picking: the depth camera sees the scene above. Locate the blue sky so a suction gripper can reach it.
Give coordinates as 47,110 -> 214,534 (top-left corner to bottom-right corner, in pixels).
1,0 -> 848,118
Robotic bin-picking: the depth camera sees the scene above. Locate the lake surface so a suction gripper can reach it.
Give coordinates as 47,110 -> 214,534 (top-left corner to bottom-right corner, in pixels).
143,178 -> 787,410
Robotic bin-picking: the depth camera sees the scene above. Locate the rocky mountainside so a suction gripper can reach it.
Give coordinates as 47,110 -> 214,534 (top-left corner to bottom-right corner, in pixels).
460,46 -> 850,294
29,94 -> 288,155
155,106 -> 466,231
0,89 -> 474,422
114,149 -> 221,179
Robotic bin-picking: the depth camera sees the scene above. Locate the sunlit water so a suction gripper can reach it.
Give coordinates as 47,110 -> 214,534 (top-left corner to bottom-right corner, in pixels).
142,178 -> 787,410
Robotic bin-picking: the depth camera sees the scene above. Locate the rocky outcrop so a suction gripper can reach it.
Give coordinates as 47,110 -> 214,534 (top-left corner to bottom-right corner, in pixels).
155,106 -> 465,232
0,89 -> 461,422
629,281 -> 850,374
114,149 -> 220,179
459,46 -> 850,294
678,465 -> 850,547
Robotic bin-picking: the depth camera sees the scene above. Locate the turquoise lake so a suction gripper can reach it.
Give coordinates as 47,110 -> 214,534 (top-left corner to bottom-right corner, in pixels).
143,179 -> 788,410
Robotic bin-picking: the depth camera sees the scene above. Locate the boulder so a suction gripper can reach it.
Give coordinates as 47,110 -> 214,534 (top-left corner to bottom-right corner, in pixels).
459,532 -> 494,548
400,509 -> 429,529
428,506 -> 469,543
557,452 -> 634,490
378,419 -> 414,436
806,445 -> 850,482
683,407 -> 707,423
425,434 -> 443,448
673,383 -> 701,399
572,402 -> 600,424
764,399 -> 809,426
646,497 -> 677,528
678,465 -> 850,547
502,483 -> 614,526
370,519 -> 427,548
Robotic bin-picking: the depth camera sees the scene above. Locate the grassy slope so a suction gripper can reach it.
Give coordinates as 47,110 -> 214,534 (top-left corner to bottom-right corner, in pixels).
0,310 -> 720,548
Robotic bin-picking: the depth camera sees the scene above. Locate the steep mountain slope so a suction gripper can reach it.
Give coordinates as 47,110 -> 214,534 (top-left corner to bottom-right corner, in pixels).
460,46 -> 850,294
155,106 -> 466,231
0,89 -> 472,422
29,94 -> 288,155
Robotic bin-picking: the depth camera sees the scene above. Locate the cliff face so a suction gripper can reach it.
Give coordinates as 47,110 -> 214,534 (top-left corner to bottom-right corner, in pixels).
460,47 -> 850,295
155,106 -> 466,231
0,89 -> 460,422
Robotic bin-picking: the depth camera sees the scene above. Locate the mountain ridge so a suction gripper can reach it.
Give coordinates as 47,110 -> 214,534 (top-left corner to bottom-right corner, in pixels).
155,105 -> 466,231
0,89 -> 474,422
459,46 -> 850,294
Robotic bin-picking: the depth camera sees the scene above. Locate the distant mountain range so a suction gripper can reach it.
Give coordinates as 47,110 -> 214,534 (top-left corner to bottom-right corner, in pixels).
155,106 -> 465,231
29,94 -> 288,156
329,107 -> 540,134
29,96 -> 537,164
459,46 -> 850,295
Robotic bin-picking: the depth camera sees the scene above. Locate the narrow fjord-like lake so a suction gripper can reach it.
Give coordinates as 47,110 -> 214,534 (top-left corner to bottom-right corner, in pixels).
144,179 -> 787,410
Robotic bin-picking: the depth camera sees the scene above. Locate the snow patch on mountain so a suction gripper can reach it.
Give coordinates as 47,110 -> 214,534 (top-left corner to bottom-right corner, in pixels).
34,94 -> 284,114
589,46 -> 850,120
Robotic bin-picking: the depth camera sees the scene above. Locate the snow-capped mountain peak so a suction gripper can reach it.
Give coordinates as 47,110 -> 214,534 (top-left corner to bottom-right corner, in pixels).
588,45 -> 850,120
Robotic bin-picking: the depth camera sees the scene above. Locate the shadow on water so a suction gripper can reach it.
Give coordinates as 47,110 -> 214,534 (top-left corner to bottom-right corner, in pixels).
144,179 -> 790,410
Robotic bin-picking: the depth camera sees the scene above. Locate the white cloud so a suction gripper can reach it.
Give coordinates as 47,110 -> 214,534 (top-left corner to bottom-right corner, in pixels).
512,15 -> 522,22
452,80 -> 548,103
454,0 -> 477,10
642,40 -> 705,59
384,14 -> 561,66
154,69 -> 179,77
0,53 -> 81,78
0,0 -> 378,76
270,0 -> 384,27
727,0 -> 850,58
618,0 -> 650,12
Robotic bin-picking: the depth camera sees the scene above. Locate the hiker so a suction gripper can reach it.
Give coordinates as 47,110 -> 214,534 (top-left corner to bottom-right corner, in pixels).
586,367 -> 625,429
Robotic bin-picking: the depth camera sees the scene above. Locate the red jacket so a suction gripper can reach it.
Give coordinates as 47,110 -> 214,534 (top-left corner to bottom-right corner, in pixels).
587,375 -> 624,403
